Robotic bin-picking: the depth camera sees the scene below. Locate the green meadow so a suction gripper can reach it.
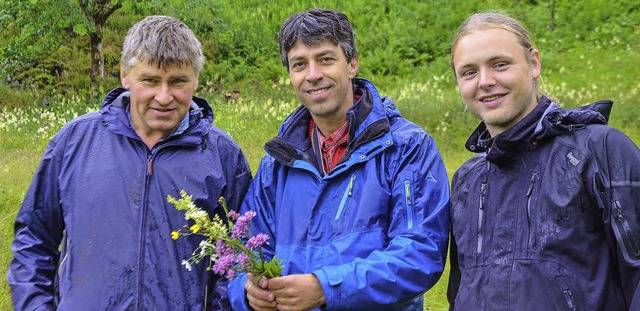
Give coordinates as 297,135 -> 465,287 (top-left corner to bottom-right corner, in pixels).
1,0 -> 639,309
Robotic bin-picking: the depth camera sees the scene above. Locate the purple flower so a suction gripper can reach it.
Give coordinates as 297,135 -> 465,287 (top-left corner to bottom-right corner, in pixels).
216,240 -> 234,258
231,211 -> 256,239
246,233 -> 269,250
235,253 -> 249,267
212,254 -> 234,275
226,269 -> 236,280
227,210 -> 239,221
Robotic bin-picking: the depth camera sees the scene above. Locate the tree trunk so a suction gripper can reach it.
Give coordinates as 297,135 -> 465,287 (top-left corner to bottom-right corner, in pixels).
89,28 -> 103,81
78,0 -> 122,84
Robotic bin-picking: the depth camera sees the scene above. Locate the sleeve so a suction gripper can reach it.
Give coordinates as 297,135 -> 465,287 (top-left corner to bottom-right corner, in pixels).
446,230 -> 460,310
220,142 -> 253,215
228,156 -> 278,311
7,137 -> 65,310
591,128 -> 640,308
313,132 -> 451,308
447,168 -> 465,310
210,138 -> 253,310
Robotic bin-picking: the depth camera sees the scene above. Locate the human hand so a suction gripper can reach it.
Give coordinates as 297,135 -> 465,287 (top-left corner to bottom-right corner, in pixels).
245,273 -> 277,311
267,273 -> 326,311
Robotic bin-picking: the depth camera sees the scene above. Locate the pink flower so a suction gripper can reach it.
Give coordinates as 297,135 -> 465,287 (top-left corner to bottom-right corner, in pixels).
246,233 -> 269,250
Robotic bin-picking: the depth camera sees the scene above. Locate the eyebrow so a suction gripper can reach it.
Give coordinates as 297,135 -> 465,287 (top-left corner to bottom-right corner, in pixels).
455,54 -> 512,71
138,72 -> 192,81
288,49 -> 339,63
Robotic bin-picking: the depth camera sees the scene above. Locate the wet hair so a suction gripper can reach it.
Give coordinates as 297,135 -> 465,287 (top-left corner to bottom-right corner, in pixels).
450,12 -> 543,98
278,8 -> 358,69
121,15 -> 205,74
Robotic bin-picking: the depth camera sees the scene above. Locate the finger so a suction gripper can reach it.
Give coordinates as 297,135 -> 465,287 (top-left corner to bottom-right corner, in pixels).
258,276 -> 269,288
247,292 -> 277,310
266,276 -> 286,291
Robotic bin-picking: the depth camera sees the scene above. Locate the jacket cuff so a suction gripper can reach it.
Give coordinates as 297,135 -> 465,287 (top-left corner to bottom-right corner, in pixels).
228,273 -> 251,311
313,268 -> 343,309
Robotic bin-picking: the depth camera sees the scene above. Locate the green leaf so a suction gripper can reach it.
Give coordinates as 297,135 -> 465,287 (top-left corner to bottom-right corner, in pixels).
73,24 -> 88,36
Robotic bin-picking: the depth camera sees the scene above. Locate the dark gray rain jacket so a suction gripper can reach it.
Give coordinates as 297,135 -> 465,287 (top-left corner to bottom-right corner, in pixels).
448,97 -> 640,310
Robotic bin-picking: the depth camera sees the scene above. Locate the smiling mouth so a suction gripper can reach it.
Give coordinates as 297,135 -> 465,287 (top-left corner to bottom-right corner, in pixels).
481,95 -> 503,102
152,107 -> 175,112
308,87 -> 329,95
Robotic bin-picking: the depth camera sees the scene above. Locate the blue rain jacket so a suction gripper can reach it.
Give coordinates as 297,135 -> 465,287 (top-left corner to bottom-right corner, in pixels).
448,97 -> 640,310
228,78 -> 450,310
8,87 -> 252,310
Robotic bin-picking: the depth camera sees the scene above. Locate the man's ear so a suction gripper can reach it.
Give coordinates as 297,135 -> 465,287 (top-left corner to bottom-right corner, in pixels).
120,65 -> 129,89
348,56 -> 359,79
530,48 -> 541,79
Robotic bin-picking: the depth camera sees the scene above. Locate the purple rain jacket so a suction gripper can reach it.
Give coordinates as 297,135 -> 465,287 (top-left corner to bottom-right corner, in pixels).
7,87 -> 251,310
228,78 -> 450,310
448,97 -> 640,310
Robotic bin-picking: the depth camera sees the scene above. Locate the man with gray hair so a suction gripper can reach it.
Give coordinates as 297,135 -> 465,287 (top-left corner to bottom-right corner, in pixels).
7,15 -> 251,310
228,8 -> 450,310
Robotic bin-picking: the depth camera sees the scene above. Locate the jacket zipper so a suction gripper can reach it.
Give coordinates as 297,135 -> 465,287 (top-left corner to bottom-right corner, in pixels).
611,200 -> 640,258
335,174 -> 356,220
137,141 -> 185,309
404,179 -> 414,230
477,176 -> 488,254
135,154 -> 155,310
526,173 -> 538,250
563,289 -> 577,311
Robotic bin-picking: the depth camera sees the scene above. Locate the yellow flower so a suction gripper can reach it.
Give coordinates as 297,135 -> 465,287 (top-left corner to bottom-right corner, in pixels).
190,224 -> 201,233
171,231 -> 180,240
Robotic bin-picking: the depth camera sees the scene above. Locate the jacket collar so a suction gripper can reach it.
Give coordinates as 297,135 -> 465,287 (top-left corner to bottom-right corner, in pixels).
99,87 -> 214,144
466,96 -> 611,167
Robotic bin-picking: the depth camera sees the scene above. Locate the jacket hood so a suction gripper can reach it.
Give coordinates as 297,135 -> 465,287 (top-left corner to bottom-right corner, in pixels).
99,87 -> 214,142
466,96 -> 612,166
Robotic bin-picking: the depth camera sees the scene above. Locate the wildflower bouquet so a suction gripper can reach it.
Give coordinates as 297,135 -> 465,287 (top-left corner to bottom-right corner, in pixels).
168,190 -> 283,280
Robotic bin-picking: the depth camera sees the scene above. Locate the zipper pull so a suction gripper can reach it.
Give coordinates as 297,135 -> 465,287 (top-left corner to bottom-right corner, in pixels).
348,175 -> 355,196
147,157 -> 153,175
614,200 -> 624,222
526,173 -> 538,197
404,180 -> 411,205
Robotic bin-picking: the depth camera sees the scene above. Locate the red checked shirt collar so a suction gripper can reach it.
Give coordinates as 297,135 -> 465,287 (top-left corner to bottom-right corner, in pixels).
309,118 -> 350,174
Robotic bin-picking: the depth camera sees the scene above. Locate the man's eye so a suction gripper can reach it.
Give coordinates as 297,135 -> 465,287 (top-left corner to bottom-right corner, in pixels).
290,62 -> 304,70
462,70 -> 476,78
494,62 -> 508,69
319,57 -> 334,63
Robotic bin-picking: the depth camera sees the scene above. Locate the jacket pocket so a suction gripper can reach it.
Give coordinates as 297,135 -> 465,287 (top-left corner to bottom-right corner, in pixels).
335,174 -> 356,220
404,179 -> 414,230
477,177 -> 488,254
563,289 -> 577,311
526,172 -> 538,250
610,199 -> 640,266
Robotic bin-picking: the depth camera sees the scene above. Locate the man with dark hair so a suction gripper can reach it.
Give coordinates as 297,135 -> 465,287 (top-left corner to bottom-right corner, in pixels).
7,15 -> 251,310
228,8 -> 450,311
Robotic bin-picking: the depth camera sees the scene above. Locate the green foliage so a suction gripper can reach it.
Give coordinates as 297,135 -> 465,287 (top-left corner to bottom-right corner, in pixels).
2,0 -> 639,106
0,0 -> 87,85
1,1 -> 640,310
